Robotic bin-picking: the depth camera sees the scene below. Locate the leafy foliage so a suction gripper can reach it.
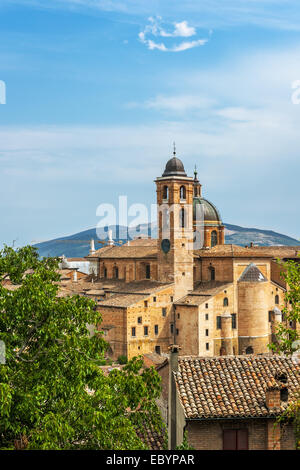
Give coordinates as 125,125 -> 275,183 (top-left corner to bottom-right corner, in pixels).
0,245 -> 165,450
269,256 -> 300,355
269,255 -> 300,450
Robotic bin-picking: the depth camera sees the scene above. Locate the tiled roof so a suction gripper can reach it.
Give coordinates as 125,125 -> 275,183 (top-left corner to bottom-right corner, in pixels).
238,263 -> 268,282
98,281 -> 172,308
175,281 -> 232,306
195,244 -> 278,258
175,355 -> 300,420
143,352 -> 168,369
136,424 -> 166,450
87,240 -> 158,259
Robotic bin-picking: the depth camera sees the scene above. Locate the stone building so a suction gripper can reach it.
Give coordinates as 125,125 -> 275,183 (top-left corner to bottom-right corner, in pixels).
168,349 -> 299,450
83,152 -> 299,361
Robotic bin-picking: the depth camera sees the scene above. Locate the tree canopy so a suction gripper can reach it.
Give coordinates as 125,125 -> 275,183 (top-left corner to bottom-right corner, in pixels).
0,245 -> 166,450
269,255 -> 300,450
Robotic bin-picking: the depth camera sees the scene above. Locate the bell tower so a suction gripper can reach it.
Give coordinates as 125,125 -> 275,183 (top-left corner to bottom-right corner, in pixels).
155,147 -> 194,301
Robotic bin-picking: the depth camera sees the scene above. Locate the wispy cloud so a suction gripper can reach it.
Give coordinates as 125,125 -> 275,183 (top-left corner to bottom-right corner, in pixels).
138,16 -> 209,52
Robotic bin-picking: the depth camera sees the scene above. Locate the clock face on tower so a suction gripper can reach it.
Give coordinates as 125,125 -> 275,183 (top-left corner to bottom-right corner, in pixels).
161,239 -> 171,254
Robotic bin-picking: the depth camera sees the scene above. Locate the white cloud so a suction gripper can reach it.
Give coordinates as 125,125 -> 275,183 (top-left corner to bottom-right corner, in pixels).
144,94 -> 215,112
138,16 -> 209,52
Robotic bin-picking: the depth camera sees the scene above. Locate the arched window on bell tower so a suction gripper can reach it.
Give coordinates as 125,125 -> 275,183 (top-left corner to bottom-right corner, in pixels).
211,230 -> 218,248
163,185 -> 169,201
180,185 -> 186,200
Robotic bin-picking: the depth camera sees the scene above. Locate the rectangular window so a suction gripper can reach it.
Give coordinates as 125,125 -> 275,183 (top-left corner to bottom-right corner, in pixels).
170,323 -> 174,334
155,345 -> 161,355
154,325 -> 158,335
131,327 -> 136,337
231,314 -> 237,329
153,297 -> 156,302
205,329 -> 209,336
144,326 -> 149,336
217,316 -> 222,329
223,429 -> 248,450
206,343 -> 209,351
162,308 -> 167,317
176,329 -> 179,335
268,311 -> 272,322
177,313 -> 180,319
205,303 -> 209,309
170,296 -> 174,302
144,301 -> 148,308
137,316 -> 142,324
205,314 -> 209,321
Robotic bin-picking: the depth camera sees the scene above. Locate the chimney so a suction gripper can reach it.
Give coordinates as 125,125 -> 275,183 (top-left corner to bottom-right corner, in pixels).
266,385 -> 281,410
250,242 -> 254,247
73,270 -> 78,283
266,384 -> 282,450
90,239 -> 95,254
168,344 -> 180,450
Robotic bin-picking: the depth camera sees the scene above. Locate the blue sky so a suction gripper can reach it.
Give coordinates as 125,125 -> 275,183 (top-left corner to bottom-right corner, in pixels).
1,0 -> 300,246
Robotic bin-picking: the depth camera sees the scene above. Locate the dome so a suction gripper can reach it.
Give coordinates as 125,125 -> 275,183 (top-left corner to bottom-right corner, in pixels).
193,197 -> 222,223
162,156 -> 187,177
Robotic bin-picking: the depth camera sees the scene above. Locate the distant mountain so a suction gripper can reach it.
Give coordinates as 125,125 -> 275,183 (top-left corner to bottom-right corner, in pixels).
33,223 -> 299,258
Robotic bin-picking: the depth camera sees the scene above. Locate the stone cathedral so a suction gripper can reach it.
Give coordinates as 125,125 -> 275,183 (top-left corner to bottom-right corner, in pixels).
83,151 -> 299,360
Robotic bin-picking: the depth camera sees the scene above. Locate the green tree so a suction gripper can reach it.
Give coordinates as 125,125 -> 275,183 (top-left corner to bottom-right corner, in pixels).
269,256 -> 300,355
269,255 -> 300,449
0,245 -> 165,450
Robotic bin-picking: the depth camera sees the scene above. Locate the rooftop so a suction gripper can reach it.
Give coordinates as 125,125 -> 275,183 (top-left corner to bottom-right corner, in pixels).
175,355 -> 299,420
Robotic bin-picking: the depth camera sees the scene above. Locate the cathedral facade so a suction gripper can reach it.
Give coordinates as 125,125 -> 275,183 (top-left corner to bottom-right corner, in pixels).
86,152 -> 299,360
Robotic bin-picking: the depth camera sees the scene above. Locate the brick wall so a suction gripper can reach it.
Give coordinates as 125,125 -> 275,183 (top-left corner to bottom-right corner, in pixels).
185,419 -> 296,450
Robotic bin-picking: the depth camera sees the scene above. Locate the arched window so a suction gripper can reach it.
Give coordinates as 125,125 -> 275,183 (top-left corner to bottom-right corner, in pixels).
246,346 -> 253,355
145,264 -> 151,279
113,266 -> 119,279
180,185 -> 186,200
162,207 -> 170,232
209,266 -> 215,281
211,230 -> 218,248
275,295 -> 279,305
163,185 -> 169,200
180,207 -> 185,228
223,297 -> 229,307
220,347 -> 226,356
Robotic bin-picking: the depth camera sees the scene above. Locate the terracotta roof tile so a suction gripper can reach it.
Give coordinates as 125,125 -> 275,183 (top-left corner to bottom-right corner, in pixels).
175,355 -> 300,419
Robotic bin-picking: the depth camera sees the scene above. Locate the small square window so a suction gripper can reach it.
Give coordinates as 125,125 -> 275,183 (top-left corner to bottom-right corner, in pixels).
137,316 -> 142,324
144,326 -> 149,336
155,345 -> 161,355
206,343 -> 209,351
